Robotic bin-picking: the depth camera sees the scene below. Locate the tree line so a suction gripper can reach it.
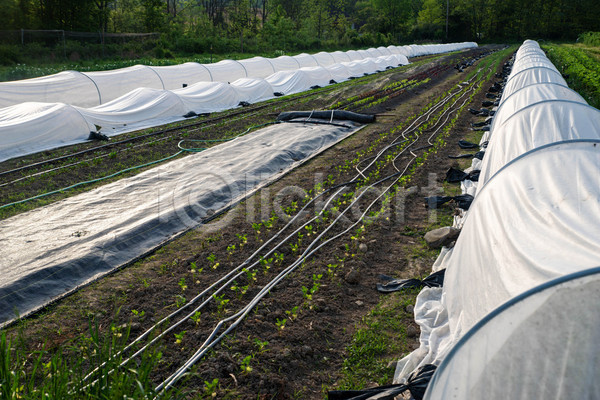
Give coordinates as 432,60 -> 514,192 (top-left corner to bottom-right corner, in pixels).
1,0 -> 599,52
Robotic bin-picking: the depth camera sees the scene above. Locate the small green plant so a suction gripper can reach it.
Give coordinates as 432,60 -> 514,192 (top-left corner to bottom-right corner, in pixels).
275,318 -> 287,331
174,330 -> 186,345
175,295 -> 186,308
204,378 -> 219,398
191,310 -> 202,325
245,268 -> 257,283
304,224 -> 314,236
213,293 -> 230,314
327,263 -> 338,279
240,355 -> 253,373
274,252 -> 284,264
302,274 -> 323,304
226,244 -> 236,256
131,309 -> 145,318
206,254 -> 216,264
285,305 -> 300,320
207,253 -> 220,270
178,277 -> 187,291
259,256 -> 273,273
301,286 -> 312,302
236,233 -> 248,247
253,338 -> 269,352
190,262 -> 203,283
290,242 -> 299,254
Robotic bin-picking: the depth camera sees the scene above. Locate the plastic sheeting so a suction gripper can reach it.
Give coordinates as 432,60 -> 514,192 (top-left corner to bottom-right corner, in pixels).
78,88 -> 187,134
0,42 -> 476,162
501,67 -> 567,102
479,101 -> 600,185
149,62 -> 212,90
443,140 -> 600,342
265,69 -> 316,96
395,40 -> 600,397
0,102 -> 95,161
230,78 -> 275,104
0,42 -> 477,109
0,71 -> 100,108
0,120 -> 364,327
425,268 -> 600,400
174,81 -> 241,114
238,56 -> 276,79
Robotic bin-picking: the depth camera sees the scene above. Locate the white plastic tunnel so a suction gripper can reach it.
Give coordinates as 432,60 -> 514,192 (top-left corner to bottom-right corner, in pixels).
395,40 -> 600,399
425,267 -> 600,400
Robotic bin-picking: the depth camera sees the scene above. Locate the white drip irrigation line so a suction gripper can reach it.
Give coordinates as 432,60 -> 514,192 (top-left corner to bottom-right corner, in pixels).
394,68 -> 486,170
353,88 -> 459,179
156,141 -> 419,395
353,73 -> 480,179
156,65 -> 494,395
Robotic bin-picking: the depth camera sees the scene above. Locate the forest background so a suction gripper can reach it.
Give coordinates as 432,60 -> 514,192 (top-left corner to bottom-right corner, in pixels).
0,0 -> 599,66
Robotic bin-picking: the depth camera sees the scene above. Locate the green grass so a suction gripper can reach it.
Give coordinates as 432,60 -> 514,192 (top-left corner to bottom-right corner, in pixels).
579,32 -> 600,47
335,290 -> 419,390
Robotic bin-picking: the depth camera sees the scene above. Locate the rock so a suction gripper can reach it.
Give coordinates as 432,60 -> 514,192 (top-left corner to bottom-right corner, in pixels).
405,304 -> 414,314
355,300 -> 364,306
344,268 -> 361,284
359,243 -> 368,252
406,325 -> 419,338
424,226 -> 461,248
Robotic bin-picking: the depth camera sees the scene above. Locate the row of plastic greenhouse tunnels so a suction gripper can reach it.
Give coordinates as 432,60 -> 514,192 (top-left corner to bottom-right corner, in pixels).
0,42 -> 476,162
393,40 -> 599,399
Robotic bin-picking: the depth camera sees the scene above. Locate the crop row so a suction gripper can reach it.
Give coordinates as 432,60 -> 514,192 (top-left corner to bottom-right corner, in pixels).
544,44 -> 600,108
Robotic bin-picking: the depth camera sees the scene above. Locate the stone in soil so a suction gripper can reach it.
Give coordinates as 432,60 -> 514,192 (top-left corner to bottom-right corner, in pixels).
424,226 -> 460,248
344,268 -> 361,284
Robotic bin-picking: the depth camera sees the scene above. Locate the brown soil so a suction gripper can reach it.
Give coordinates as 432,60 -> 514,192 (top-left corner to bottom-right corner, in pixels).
2,46 -> 507,399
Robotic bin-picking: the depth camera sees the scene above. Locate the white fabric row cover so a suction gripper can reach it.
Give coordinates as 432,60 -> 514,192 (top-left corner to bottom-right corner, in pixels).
0,55 -> 407,162
441,140 -> 600,347
0,120 -> 364,327
479,40 -> 600,187
0,42 -> 481,163
395,40 -> 600,399
425,268 -> 600,399
0,42 -> 476,109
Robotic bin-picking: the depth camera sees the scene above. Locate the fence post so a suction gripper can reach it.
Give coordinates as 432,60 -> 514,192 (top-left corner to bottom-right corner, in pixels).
21,28 -> 24,45
62,30 -> 66,59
